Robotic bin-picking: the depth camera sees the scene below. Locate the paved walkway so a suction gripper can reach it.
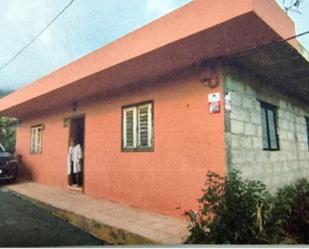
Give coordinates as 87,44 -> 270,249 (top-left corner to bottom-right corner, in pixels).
6,182 -> 189,245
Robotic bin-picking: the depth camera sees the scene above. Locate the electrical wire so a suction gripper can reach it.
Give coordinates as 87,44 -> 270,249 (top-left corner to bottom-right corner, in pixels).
0,0 -> 308,74
0,0 -> 75,72
229,29 -> 309,59
284,30 -> 309,42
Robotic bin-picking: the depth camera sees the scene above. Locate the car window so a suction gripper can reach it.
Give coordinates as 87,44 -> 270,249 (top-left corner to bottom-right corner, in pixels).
0,144 -> 5,152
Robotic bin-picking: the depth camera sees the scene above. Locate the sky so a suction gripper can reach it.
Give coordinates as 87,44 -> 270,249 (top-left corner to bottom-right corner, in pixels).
0,0 -> 308,90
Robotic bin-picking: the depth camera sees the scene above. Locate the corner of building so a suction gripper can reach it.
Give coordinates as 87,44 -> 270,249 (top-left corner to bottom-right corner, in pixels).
222,64 -> 309,192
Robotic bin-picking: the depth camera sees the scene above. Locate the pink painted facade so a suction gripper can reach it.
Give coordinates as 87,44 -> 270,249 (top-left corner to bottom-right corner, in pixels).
16,68 -> 226,217
0,0 -> 304,218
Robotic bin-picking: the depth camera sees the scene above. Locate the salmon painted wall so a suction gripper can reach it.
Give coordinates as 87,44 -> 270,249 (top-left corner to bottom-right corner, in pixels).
16,67 -> 226,218
16,109 -> 71,188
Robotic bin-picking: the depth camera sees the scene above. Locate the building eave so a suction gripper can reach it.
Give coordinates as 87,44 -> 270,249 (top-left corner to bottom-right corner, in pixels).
228,39 -> 309,106
0,0 -> 303,119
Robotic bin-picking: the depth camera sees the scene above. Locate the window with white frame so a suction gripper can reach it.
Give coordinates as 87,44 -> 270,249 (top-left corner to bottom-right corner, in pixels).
122,102 -> 153,151
30,125 -> 43,154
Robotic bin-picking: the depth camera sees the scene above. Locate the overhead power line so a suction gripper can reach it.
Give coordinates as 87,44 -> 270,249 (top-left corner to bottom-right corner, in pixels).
0,0 -> 308,74
284,30 -> 309,42
223,29 -> 309,60
0,0 -> 75,72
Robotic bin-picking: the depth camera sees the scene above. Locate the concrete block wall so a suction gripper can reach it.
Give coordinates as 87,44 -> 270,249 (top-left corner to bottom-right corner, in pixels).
223,66 -> 309,191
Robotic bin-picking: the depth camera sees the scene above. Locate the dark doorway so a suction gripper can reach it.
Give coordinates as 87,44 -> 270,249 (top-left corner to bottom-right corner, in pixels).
68,116 -> 85,189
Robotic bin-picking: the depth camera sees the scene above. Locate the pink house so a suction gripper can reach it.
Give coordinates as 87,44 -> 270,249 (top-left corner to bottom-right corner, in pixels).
0,0 -> 308,218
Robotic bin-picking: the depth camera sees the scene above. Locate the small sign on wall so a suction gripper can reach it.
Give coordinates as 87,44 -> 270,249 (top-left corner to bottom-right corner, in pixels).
224,92 -> 232,112
208,92 -> 220,114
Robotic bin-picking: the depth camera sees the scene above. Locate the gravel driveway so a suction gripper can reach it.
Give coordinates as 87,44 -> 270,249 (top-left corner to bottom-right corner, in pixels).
0,186 -> 105,247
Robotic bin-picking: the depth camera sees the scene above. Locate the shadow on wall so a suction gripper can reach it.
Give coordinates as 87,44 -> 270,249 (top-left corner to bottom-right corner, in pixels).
17,156 -> 34,181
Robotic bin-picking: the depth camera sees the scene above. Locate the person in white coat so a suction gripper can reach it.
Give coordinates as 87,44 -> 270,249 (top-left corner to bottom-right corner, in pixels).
67,138 -> 83,186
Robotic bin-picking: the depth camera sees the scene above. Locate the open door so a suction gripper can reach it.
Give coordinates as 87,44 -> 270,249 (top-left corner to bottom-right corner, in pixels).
67,116 -> 85,190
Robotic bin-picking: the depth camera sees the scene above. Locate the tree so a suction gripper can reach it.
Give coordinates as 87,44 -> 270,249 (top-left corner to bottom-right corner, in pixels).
0,90 -> 12,98
0,89 -> 16,152
0,117 -> 17,152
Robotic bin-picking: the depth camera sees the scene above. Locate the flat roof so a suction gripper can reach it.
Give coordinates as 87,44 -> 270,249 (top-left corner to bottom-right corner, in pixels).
0,0 -> 308,119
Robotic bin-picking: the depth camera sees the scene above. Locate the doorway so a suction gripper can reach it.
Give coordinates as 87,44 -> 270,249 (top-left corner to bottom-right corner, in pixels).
68,115 -> 85,189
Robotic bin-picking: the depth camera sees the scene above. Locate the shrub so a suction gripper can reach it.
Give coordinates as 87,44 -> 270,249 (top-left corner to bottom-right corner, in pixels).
186,170 -> 309,244
185,170 -> 273,244
272,178 -> 309,244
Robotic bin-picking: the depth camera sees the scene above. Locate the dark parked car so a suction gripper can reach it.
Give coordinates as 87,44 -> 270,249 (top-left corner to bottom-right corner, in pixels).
0,144 -> 18,183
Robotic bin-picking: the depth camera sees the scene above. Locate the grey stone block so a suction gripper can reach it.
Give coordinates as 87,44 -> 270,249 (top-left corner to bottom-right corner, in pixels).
224,67 -> 309,192
231,120 -> 245,134
244,123 -> 256,136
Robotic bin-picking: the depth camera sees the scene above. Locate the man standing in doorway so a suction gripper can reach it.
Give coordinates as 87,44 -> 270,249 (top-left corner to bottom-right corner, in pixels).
67,138 -> 83,187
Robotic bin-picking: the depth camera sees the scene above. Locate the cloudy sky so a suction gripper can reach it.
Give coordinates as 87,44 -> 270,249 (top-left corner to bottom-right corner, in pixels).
0,0 -> 308,90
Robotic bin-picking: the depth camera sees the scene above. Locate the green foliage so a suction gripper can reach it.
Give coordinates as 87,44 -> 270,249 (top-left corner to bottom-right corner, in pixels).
272,178 -> 309,243
0,117 -> 17,152
0,89 -> 13,98
186,170 -> 273,244
0,89 -> 16,152
186,170 -> 309,244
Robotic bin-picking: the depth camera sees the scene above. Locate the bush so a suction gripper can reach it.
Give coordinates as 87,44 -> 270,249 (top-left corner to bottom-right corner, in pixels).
186,171 -> 309,244
185,170 -> 273,244
272,178 -> 309,243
